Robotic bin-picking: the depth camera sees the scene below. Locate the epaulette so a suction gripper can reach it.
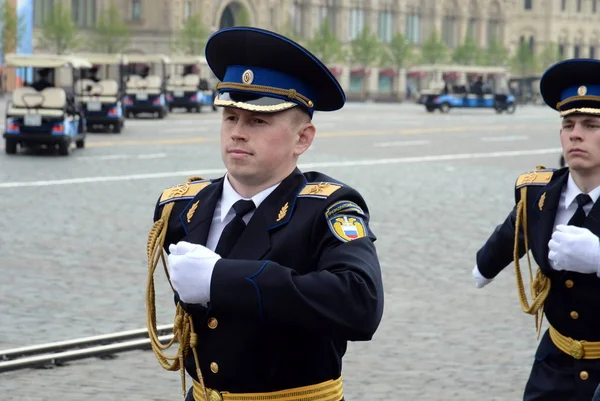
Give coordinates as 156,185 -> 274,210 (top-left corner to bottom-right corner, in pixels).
159,177 -> 211,205
515,165 -> 554,189
298,181 -> 343,199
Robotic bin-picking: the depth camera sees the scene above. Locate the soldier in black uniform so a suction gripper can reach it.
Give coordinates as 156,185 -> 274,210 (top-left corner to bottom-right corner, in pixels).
473,58 -> 600,400
146,27 -> 384,401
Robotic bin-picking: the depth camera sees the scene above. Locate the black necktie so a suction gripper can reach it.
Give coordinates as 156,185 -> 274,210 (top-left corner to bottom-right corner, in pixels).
215,199 -> 256,257
567,194 -> 592,227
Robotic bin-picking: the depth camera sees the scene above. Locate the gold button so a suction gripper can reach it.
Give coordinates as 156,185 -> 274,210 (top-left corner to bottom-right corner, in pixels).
570,311 -> 579,319
565,279 -> 574,288
207,317 -> 218,329
210,362 -> 219,373
580,371 -> 589,380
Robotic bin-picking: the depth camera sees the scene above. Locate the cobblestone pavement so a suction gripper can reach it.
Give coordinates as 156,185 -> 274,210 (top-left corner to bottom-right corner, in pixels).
0,103 -> 570,400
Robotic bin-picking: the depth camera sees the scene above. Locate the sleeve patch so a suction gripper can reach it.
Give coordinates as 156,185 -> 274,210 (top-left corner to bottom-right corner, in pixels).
327,214 -> 368,242
325,200 -> 365,219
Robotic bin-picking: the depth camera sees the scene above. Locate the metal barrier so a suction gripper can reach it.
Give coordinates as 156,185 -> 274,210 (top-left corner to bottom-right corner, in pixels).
0,324 -> 174,372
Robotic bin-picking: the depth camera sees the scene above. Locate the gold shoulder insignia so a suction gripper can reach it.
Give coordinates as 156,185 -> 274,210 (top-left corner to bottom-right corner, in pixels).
325,200 -> 365,219
515,170 -> 553,189
159,179 -> 211,204
298,182 -> 343,199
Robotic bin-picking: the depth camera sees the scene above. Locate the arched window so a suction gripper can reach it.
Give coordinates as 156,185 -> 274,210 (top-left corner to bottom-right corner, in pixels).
442,0 -> 459,48
467,0 -> 479,39
487,0 -> 502,45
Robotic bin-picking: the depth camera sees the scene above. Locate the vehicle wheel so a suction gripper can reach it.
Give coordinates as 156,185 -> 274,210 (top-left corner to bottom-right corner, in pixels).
76,139 -> 85,149
5,139 -> 17,154
196,106 -> 201,113
157,110 -> 165,119
440,103 -> 451,113
113,122 -> 122,133
505,103 -> 516,114
425,106 -> 435,113
59,140 -> 71,156
495,107 -> 503,114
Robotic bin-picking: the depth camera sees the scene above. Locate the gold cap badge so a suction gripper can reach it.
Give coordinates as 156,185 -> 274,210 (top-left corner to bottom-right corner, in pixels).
578,85 -> 587,96
242,69 -> 254,85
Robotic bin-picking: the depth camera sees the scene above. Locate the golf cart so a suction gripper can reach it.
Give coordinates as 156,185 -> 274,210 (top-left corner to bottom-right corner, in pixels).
3,54 -> 90,156
74,53 -> 128,133
166,55 -> 216,113
123,54 -> 170,119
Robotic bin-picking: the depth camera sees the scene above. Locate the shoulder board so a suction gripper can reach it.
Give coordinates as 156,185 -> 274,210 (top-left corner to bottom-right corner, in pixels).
159,179 -> 211,204
515,168 -> 554,189
298,182 -> 343,199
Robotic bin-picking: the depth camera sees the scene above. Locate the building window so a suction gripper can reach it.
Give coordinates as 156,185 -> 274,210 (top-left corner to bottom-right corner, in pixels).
71,0 -> 97,28
131,0 -> 142,21
561,0 -> 566,10
378,11 -> 393,43
524,0 -> 532,10
291,1 -> 304,36
349,7 -> 365,40
34,0 -> 55,26
270,7 -> 276,28
405,11 -> 420,44
442,15 -> 458,48
487,1 -> 502,46
467,17 -> 478,39
529,36 -> 535,53
184,0 -> 192,20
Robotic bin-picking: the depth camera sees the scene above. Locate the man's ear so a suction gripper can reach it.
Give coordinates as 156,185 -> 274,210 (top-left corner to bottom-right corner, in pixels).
294,122 -> 316,156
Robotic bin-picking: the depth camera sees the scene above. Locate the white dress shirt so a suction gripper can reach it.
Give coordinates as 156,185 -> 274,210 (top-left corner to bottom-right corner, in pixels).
552,173 -> 600,230
205,174 -> 280,252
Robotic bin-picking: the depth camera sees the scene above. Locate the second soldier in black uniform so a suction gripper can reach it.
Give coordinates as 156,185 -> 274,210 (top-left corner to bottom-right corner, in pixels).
474,59 -> 600,400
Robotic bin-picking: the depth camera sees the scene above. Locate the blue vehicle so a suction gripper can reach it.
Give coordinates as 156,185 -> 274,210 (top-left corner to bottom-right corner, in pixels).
166,55 -> 217,113
123,54 -> 169,119
74,53 -> 128,133
423,84 -> 516,114
3,54 -> 89,156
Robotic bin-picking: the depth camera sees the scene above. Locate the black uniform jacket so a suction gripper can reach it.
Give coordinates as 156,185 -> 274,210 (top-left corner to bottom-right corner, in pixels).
476,166 -> 600,348
153,168 -> 384,394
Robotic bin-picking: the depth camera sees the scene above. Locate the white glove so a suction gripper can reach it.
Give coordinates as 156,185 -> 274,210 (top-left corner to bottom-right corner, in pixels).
472,264 -> 493,288
548,225 -> 600,276
167,241 -> 222,305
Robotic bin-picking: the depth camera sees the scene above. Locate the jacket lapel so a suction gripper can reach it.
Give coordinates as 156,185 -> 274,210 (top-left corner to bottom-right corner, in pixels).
180,178 -> 224,246
583,189 -> 600,236
534,170 -> 568,270
227,168 -> 307,260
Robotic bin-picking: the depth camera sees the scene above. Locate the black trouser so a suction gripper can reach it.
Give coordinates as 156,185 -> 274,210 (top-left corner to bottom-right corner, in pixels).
524,330 -> 600,401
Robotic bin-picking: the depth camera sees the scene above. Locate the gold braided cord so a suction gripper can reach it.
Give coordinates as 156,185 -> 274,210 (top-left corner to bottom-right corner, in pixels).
513,186 -> 551,339
146,181 -> 208,400
556,94 -> 600,109
216,82 -> 314,108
